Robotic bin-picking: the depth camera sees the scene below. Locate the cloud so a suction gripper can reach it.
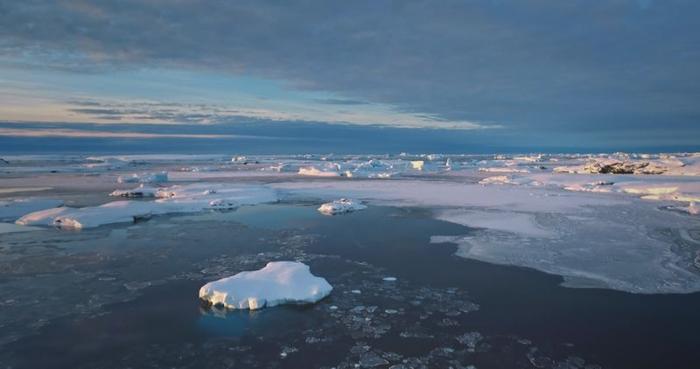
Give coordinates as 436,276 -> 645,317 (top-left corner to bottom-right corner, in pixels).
59,99 -> 495,130
0,0 -> 699,139
0,127 -> 236,139
312,98 -> 369,106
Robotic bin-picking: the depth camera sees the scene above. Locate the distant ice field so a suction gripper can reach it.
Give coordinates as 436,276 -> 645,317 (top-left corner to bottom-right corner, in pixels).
1,152 -> 699,293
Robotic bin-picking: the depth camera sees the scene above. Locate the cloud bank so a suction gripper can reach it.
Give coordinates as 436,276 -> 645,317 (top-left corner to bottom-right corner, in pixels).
0,0 -> 699,142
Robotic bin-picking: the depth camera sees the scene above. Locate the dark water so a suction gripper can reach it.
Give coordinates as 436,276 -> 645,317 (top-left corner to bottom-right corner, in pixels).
2,204 -> 700,368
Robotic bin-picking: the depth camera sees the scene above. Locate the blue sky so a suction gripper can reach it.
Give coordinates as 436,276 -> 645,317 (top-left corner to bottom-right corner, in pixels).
1,0 -> 699,152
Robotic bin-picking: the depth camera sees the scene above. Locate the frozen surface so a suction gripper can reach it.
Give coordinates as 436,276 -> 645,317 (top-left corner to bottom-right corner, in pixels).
272,179 -> 700,293
16,183 -> 278,229
117,172 -> 168,184
198,261 -> 332,309
110,185 -> 158,198
3,152 -> 700,294
318,198 -> 367,215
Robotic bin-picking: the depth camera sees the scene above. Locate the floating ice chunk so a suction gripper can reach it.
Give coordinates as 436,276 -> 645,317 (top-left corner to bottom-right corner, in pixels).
479,175 -> 516,185
198,261 -> 332,310
265,163 -> 295,172
0,198 -> 64,221
298,167 -> 341,177
117,171 -> 168,184
478,167 -> 530,173
410,160 -> 425,170
382,277 -> 397,282
317,198 -> 367,215
563,181 -> 615,193
15,207 -> 71,226
231,155 -> 248,163
52,201 -> 154,229
109,184 -> 158,198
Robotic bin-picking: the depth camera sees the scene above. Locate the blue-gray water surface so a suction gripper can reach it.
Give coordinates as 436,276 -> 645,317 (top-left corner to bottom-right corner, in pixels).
1,204 -> 699,369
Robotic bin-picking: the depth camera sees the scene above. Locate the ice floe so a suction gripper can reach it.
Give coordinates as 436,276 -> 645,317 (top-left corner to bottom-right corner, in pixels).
478,175 -> 517,185
271,179 -> 700,293
298,166 -> 342,177
16,183 -> 278,229
109,184 -> 159,198
198,261 -> 332,309
318,198 -> 367,215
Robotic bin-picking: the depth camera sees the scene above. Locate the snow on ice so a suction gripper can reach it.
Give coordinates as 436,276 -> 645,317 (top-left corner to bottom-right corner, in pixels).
199,261 -> 332,310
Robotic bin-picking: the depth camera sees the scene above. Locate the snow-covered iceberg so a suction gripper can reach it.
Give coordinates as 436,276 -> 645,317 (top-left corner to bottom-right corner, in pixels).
199,261 -> 332,310
317,198 -> 367,215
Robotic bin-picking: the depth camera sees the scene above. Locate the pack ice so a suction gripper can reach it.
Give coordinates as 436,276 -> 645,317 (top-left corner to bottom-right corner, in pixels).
199,261 -> 332,310
16,183 -> 277,229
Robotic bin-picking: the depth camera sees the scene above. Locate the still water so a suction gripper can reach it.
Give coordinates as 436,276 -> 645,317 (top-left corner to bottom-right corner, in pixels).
1,204 -> 699,368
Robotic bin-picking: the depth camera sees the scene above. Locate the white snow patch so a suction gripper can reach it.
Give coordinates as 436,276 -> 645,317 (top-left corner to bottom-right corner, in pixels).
436,209 -> 554,238
199,261 -> 332,310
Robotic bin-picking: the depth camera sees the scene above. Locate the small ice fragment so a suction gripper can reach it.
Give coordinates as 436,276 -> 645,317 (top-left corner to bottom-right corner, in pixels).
351,289 -> 362,294
318,198 -> 367,215
382,277 -> 397,282
298,166 -> 341,177
410,160 -> 424,170
199,261 -> 332,310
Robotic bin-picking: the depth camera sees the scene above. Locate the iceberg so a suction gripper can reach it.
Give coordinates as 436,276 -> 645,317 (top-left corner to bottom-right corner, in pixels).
198,261 -> 332,310
317,198 -> 367,215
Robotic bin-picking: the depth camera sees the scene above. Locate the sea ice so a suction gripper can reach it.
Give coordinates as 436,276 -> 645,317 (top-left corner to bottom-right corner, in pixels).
198,261 -> 332,310
109,184 -> 158,198
298,166 -> 341,177
117,171 -> 168,184
16,183 -> 278,229
478,175 -> 516,185
317,198 -> 367,215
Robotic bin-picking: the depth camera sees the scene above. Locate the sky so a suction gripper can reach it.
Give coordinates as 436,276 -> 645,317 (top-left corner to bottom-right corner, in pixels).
0,0 -> 699,153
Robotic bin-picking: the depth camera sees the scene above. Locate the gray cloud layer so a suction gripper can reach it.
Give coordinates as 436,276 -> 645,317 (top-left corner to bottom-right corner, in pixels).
1,0 -> 699,139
